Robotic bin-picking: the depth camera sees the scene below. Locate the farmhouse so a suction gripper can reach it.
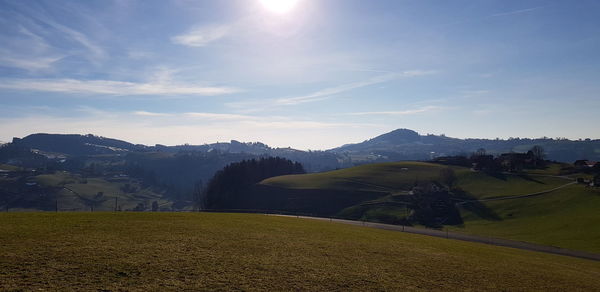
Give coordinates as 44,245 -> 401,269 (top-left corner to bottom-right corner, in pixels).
574,160 -> 598,169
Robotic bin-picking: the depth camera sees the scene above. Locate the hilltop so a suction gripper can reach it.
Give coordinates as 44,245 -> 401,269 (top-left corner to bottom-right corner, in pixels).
333,128 -> 600,163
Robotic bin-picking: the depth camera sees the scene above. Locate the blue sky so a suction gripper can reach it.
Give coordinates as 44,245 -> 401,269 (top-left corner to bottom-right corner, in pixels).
1,0 -> 599,149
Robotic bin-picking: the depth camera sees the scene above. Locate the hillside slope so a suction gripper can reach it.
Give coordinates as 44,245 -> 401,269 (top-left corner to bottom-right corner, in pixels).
260,161 -> 599,252
262,161 -> 570,199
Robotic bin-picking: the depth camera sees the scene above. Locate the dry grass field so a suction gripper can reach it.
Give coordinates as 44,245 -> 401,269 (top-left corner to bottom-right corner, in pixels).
1,212 -> 599,291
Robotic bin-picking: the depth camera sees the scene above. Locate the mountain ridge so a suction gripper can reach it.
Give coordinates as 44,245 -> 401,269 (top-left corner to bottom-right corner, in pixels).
6,128 -> 600,164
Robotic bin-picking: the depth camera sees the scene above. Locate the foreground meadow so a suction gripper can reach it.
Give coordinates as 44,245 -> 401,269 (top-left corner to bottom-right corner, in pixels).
0,212 -> 599,291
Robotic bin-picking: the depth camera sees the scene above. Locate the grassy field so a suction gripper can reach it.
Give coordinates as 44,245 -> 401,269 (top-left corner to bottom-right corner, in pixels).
455,171 -> 569,199
0,212 -> 599,291
262,162 -> 446,192
453,183 -> 600,253
262,161 -> 571,198
0,164 -> 22,171
31,172 -> 169,211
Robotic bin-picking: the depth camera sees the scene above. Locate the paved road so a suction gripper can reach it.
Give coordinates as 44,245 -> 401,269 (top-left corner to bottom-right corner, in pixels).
273,214 -> 600,262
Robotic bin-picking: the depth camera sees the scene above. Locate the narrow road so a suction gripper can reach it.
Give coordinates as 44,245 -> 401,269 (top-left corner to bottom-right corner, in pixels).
273,214 -> 600,262
456,181 -> 578,204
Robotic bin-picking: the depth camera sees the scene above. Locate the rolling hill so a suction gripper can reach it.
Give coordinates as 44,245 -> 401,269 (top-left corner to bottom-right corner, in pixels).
333,128 -> 600,163
260,161 -> 600,253
2,129 -> 599,213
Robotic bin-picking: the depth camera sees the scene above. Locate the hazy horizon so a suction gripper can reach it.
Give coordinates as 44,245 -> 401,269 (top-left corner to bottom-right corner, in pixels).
1,0 -> 600,149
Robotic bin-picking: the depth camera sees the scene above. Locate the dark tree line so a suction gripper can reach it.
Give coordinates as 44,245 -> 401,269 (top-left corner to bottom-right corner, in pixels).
201,157 -> 305,209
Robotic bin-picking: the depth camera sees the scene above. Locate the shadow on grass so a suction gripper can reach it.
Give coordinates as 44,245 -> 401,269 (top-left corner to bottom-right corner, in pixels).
516,174 -> 545,184
485,171 -> 507,181
452,188 -> 502,221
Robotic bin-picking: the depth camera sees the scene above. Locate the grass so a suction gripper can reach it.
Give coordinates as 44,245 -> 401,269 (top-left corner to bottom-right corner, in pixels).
35,171 -> 81,186
33,172 -> 168,211
452,184 -> 600,253
262,161 -> 572,199
0,212 -> 599,291
455,171 -> 570,199
0,164 -> 22,171
262,162 -> 447,192
260,162 -> 599,252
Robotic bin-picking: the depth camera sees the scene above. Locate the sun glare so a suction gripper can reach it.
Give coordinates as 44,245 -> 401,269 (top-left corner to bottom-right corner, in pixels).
259,0 -> 300,14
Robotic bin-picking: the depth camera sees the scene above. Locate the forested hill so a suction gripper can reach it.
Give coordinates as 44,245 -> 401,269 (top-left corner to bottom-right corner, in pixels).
332,129 -> 600,163
12,133 -> 147,155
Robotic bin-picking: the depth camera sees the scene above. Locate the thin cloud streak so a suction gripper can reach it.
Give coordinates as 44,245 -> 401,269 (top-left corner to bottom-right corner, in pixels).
275,73 -> 397,105
227,70 -> 437,111
489,6 -> 547,18
444,6 -> 548,26
183,112 -> 257,120
345,106 -> 443,116
11,5 -> 107,63
0,55 -> 63,71
275,70 -> 437,105
0,78 -> 240,96
132,111 -> 171,117
172,24 -> 230,47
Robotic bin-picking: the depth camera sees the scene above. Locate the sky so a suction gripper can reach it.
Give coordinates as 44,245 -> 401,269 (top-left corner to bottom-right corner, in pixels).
1,0 -> 599,150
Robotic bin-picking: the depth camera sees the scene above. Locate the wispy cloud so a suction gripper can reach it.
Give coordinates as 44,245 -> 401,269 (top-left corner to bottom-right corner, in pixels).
129,110 -> 381,129
0,24 -> 64,72
172,24 -> 230,47
49,21 -> 106,61
183,112 -> 256,120
444,6 -> 548,26
276,70 -> 437,105
132,111 -> 171,117
345,106 -> 443,116
275,73 -> 398,106
0,55 -> 63,71
0,78 -> 239,96
489,6 -> 546,18
228,70 -> 437,110
11,4 -> 107,63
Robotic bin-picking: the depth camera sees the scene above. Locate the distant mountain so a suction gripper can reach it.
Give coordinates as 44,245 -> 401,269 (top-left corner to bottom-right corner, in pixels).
6,133 -> 341,172
11,133 -> 148,156
2,130 -> 599,211
330,128 -> 600,163
5,129 -> 600,173
1,133 -> 342,207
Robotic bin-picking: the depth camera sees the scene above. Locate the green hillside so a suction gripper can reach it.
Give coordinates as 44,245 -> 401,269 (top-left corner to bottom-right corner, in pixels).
455,171 -> 570,199
453,183 -> 600,253
0,213 -> 598,291
262,162 -> 446,192
262,161 -> 571,198
260,162 -> 600,252
1,171 -> 172,211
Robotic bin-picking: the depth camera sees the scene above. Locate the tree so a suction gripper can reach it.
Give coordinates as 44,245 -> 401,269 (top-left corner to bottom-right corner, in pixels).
203,157 -> 305,209
439,168 -> 457,189
474,148 -> 487,157
192,180 -> 204,210
530,145 -> 546,167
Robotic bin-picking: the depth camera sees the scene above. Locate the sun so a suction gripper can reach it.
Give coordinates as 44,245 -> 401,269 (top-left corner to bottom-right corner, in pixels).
259,0 -> 300,14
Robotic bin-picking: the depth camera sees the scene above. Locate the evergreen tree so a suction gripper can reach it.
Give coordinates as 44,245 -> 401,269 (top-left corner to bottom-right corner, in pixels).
202,157 -> 305,209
